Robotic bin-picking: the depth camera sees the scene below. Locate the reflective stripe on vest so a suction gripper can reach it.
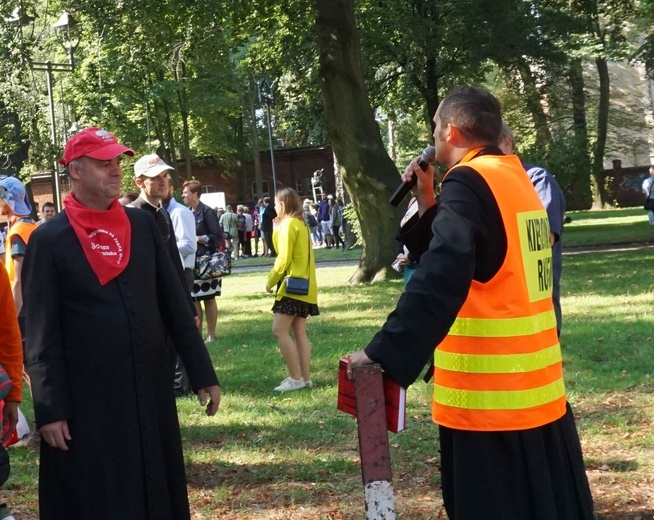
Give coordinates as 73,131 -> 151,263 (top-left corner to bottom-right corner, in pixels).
432,152 -> 566,431
448,310 -> 556,338
435,342 -> 562,374
434,378 -> 565,410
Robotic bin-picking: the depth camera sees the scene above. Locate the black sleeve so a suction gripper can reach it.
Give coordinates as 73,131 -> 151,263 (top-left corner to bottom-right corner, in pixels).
23,228 -> 73,426
363,167 -> 506,388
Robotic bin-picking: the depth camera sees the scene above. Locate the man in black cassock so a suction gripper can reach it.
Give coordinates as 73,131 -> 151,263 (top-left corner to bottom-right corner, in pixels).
23,127 -> 221,520
348,87 -> 594,519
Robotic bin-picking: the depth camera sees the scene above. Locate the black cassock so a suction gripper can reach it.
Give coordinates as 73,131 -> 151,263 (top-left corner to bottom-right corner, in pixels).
23,207 -> 219,520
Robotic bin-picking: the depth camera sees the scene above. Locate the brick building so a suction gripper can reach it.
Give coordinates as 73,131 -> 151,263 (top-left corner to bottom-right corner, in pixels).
186,145 -> 337,207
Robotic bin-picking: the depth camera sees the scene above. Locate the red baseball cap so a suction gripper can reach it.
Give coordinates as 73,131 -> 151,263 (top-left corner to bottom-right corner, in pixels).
59,127 -> 134,166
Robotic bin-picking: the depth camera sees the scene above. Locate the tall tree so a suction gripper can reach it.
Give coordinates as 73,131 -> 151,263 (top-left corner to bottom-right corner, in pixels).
534,0 -> 636,207
313,0 -> 402,282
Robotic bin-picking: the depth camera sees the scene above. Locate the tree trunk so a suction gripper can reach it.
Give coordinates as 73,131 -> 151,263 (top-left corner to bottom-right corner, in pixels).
235,114 -> 247,202
175,62 -> 192,181
591,57 -> 611,208
569,59 -> 588,137
566,58 -> 593,209
313,0 -> 401,283
247,78 -> 264,200
423,56 -> 439,135
387,111 -> 397,164
162,99 -> 178,177
516,57 -> 553,150
150,100 -> 180,187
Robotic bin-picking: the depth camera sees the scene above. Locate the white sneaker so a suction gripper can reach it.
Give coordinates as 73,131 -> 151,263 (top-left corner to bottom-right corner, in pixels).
204,335 -> 213,344
274,377 -> 305,392
304,379 -> 313,389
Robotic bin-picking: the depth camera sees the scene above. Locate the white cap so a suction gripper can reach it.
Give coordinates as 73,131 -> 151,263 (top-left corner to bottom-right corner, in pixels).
134,154 -> 173,178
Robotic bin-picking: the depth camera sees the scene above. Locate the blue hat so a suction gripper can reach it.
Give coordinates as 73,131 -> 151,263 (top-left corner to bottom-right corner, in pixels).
0,177 -> 32,216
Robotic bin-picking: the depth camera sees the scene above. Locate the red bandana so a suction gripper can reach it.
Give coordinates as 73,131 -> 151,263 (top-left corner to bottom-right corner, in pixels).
63,192 -> 132,285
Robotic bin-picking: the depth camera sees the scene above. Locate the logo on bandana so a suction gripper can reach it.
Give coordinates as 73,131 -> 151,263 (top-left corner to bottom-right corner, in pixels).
88,228 -> 125,265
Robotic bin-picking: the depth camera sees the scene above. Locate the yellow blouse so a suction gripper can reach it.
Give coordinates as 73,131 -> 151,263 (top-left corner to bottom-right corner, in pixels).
266,216 -> 318,304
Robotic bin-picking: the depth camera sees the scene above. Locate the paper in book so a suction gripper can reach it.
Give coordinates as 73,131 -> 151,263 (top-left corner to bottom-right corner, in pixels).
337,357 -> 406,433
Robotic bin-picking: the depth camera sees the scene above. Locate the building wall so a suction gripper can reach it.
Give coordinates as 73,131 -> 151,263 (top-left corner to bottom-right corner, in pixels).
182,146 -> 336,208
30,174 -> 71,218
602,61 -> 654,169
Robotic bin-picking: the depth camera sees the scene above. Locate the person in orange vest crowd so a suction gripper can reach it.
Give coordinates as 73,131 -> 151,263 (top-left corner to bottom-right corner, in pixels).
0,176 -> 38,318
0,177 -> 39,449
348,86 -> 594,519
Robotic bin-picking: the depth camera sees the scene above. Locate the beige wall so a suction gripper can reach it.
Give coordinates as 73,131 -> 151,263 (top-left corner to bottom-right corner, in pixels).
600,61 -> 654,169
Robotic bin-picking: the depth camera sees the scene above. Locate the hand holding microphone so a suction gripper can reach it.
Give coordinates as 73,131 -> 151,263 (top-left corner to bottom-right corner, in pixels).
389,146 -> 436,207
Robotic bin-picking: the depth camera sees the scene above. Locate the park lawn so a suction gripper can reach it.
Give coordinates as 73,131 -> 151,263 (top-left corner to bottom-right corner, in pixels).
563,207 -> 652,247
4,231 -> 654,518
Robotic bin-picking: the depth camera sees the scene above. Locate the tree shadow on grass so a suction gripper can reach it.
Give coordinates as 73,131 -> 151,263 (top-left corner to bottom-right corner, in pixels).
563,249 -> 654,297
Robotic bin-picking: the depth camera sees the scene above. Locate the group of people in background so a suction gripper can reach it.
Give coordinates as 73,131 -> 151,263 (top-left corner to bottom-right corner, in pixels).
216,198 -> 277,259
302,192 -> 347,250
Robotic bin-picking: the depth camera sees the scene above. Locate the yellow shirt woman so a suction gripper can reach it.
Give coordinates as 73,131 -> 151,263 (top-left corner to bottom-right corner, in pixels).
266,216 -> 318,305
265,188 -> 319,393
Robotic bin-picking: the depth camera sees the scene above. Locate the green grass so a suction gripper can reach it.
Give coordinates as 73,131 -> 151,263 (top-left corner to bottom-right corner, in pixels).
563,207 -> 653,247
4,208 -> 654,518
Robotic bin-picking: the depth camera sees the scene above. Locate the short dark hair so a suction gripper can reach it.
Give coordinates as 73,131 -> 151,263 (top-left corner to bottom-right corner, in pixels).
438,86 -> 502,144
42,201 -> 55,210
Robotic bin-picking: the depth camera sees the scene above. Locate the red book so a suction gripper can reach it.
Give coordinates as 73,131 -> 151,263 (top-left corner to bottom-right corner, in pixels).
337,357 -> 406,433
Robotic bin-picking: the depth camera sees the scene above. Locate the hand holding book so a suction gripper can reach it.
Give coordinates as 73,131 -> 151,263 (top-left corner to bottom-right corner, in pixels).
338,356 -> 407,433
345,349 -> 374,379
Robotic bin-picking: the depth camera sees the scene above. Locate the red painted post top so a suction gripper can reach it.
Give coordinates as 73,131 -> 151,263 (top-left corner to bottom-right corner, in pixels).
353,364 -> 393,485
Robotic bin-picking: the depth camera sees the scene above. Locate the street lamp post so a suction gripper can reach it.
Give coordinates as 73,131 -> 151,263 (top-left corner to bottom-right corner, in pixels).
256,77 -> 278,195
6,8 -> 80,211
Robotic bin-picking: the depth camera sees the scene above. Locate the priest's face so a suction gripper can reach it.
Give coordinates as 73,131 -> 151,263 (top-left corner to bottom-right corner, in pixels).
71,156 -> 124,208
139,172 -> 169,202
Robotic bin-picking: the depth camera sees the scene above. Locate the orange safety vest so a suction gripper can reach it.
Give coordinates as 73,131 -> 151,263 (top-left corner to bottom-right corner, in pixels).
6,218 -> 37,283
432,150 -> 566,432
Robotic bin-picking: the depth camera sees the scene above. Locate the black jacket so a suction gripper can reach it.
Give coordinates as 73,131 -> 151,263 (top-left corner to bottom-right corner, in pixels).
192,201 -> 223,256
261,203 -> 277,233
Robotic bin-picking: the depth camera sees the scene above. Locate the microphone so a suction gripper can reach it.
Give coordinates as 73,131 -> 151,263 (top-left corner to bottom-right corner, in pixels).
388,146 -> 436,207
